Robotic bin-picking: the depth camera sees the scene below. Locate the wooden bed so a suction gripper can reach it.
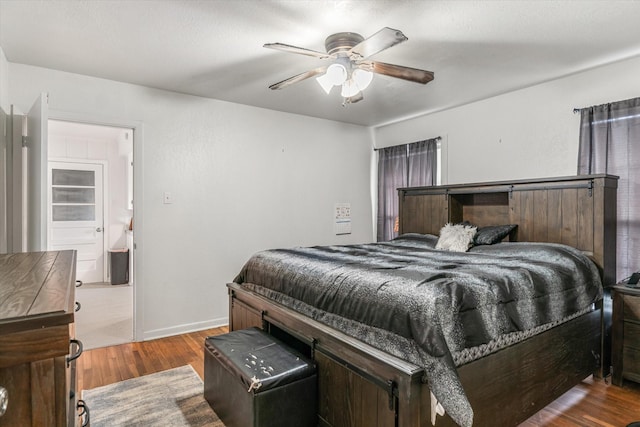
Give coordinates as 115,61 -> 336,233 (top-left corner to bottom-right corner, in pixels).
228,174 -> 618,427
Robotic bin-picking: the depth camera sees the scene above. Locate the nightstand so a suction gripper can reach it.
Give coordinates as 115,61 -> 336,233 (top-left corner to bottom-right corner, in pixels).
612,283 -> 640,386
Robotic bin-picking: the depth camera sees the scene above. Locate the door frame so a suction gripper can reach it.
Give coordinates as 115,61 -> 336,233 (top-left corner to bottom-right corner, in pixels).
48,158 -> 109,283
0,107 -> 7,253
48,108 -> 144,343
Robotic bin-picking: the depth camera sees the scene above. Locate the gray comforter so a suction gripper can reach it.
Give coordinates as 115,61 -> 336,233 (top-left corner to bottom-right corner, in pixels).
234,233 -> 603,426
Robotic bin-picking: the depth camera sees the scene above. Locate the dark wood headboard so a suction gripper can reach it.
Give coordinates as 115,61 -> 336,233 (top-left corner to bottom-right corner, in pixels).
398,174 -> 618,286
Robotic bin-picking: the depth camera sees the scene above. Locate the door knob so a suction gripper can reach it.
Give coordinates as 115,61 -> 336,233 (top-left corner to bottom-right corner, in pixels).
96,227 -> 103,232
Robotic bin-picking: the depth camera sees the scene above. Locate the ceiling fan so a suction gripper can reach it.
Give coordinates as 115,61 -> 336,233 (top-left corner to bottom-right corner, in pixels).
264,27 -> 434,105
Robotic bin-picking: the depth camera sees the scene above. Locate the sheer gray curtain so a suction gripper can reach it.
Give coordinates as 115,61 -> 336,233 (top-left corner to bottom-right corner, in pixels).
377,145 -> 406,242
577,97 -> 640,280
377,139 -> 438,242
408,139 -> 438,187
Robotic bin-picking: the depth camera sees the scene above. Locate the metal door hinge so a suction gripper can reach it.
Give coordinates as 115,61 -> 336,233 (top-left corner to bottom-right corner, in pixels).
386,380 -> 398,411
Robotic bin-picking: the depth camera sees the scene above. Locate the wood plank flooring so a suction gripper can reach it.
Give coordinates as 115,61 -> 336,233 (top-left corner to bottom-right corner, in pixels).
76,327 -> 228,391
77,327 -> 640,426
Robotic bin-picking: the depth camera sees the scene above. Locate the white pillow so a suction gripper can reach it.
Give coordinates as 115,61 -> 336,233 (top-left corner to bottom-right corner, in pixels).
435,223 -> 477,252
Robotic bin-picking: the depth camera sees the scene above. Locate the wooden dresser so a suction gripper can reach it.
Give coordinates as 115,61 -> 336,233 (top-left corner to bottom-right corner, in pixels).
612,283 -> 640,386
0,251 -> 86,427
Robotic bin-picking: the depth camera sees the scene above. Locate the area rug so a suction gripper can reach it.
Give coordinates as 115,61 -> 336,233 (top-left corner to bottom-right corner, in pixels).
81,365 -> 225,426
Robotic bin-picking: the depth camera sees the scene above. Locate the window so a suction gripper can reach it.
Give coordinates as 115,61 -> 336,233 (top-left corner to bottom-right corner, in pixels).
51,169 -> 96,222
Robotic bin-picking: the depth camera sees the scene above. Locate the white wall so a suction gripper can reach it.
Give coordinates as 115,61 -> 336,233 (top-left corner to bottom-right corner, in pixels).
7,62 -> 373,340
0,47 -> 8,111
114,130 -> 133,248
374,55 -> 640,185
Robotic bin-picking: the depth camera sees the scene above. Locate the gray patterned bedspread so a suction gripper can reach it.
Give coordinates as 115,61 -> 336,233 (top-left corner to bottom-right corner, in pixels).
234,233 -> 603,427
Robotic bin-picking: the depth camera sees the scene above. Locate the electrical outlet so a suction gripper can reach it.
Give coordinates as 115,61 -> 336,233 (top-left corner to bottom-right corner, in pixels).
163,192 -> 173,204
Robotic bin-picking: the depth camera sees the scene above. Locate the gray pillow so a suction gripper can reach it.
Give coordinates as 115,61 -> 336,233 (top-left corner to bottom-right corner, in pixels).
474,224 -> 517,245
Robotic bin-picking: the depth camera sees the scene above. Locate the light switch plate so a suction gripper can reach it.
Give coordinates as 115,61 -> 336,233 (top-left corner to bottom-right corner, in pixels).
163,191 -> 173,204
334,203 -> 351,235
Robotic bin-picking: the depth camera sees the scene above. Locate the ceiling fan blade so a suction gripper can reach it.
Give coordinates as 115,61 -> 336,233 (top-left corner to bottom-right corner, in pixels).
350,27 -> 408,59
366,61 -> 434,84
268,67 -> 327,90
264,43 -> 332,59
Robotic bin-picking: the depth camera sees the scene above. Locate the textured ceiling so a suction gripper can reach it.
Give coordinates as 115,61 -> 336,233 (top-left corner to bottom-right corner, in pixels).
2,0 -> 640,127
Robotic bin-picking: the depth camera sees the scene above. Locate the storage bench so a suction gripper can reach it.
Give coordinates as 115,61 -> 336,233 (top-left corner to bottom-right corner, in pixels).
204,327 -> 317,427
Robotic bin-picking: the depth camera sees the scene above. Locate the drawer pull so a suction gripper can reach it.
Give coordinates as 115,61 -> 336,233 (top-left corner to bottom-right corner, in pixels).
77,399 -> 90,427
67,339 -> 83,366
0,386 -> 8,417
75,301 -> 81,312
76,280 -> 83,288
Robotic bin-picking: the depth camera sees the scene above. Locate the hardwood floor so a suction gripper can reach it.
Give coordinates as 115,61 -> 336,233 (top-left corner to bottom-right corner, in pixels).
77,327 -> 640,426
76,326 -> 229,391
520,377 -> 640,427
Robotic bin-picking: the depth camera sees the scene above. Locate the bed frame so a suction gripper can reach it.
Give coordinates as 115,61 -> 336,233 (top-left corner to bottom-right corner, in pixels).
228,174 -> 618,427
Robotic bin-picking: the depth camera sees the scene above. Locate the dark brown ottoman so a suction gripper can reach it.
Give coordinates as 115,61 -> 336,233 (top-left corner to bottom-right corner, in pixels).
204,327 -> 317,427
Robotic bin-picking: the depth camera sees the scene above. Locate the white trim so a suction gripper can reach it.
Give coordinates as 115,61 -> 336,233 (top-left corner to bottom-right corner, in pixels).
143,317 -> 229,342
21,145 -> 27,250
439,134 -> 449,186
48,158 -> 109,282
48,108 -> 144,343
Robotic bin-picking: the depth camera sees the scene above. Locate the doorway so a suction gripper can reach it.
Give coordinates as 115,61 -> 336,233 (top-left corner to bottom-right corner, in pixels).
48,119 -> 134,349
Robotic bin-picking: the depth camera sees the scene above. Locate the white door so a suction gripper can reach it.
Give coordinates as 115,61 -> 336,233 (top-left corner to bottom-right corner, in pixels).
48,162 -> 105,283
26,93 -> 49,251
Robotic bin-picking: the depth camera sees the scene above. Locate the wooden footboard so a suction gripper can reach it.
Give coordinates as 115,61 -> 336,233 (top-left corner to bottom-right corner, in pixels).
229,282 -> 424,427
228,283 -> 601,427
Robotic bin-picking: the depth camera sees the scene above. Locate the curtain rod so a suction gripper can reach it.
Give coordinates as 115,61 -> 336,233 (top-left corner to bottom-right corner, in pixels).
574,96 -> 636,113
373,136 -> 441,151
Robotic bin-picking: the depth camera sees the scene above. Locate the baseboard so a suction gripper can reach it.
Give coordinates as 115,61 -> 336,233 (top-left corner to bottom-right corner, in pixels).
142,317 -> 229,341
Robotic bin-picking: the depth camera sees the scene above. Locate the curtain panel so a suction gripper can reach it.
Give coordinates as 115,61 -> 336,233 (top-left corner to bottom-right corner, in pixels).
577,96 -> 640,279
408,139 -> 438,187
377,139 -> 438,242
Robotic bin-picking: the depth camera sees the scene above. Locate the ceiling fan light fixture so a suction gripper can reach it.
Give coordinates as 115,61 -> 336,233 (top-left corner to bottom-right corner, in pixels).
353,69 -> 373,91
341,79 -> 360,98
266,27 -> 433,103
325,63 -> 347,86
316,63 -> 347,94
316,73 -> 335,94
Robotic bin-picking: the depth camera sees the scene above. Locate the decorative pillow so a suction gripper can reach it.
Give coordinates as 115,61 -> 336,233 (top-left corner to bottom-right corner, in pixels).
392,233 -> 439,247
474,224 -> 518,245
435,223 -> 477,252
